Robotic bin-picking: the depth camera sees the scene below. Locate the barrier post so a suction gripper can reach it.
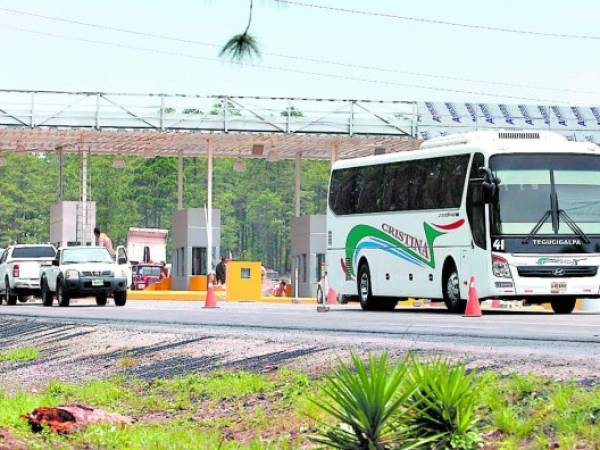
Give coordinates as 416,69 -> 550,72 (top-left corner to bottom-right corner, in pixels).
294,267 -> 299,299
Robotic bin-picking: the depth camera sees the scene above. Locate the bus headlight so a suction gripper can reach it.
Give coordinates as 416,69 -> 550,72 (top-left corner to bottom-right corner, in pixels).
492,255 -> 511,278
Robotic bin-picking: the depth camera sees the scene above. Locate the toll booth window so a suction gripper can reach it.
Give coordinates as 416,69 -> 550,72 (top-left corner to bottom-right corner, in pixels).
241,268 -> 251,279
192,247 -> 207,276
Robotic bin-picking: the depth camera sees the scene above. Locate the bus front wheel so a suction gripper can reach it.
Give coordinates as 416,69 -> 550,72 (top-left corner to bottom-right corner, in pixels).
550,297 -> 576,314
443,265 -> 466,314
358,263 -> 376,311
357,263 -> 397,311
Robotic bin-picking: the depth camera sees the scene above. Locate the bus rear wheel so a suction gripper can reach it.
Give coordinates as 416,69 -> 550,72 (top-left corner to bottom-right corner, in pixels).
443,265 -> 466,314
550,297 -> 576,314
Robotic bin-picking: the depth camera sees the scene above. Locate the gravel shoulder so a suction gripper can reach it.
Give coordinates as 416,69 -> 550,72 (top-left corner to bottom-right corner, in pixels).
2,314 -> 600,391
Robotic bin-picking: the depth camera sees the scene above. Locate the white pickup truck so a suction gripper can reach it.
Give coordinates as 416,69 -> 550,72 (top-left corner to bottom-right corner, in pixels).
0,244 -> 57,305
40,246 -> 129,307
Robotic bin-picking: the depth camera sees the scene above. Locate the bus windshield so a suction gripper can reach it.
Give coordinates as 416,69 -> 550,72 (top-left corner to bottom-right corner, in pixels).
490,153 -> 600,236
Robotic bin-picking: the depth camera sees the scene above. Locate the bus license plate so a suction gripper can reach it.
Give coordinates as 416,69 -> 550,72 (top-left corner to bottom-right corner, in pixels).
92,279 -> 104,287
551,281 -> 567,294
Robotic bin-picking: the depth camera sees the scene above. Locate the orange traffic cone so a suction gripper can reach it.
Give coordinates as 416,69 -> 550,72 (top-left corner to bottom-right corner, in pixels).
203,274 -> 219,309
464,276 -> 482,317
323,271 -> 338,305
327,287 -> 338,305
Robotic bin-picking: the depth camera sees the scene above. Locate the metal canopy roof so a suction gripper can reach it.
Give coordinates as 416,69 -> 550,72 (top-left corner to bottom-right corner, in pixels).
0,90 -> 421,160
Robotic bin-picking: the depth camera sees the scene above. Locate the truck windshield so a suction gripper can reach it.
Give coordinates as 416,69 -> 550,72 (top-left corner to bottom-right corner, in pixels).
490,153 -> 600,235
62,248 -> 113,264
138,266 -> 161,276
12,246 -> 56,258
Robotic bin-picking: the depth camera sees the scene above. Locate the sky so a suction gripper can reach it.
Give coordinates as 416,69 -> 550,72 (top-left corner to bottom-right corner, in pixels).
1,0 -> 600,105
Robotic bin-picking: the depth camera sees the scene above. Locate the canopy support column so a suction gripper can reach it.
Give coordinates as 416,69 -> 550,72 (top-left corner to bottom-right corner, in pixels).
206,139 -> 214,276
330,140 -> 339,166
177,152 -> 183,210
58,147 -> 64,201
294,152 -> 302,217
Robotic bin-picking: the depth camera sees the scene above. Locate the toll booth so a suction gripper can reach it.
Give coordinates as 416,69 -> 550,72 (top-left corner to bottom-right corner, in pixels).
49,201 -> 97,247
171,208 -> 221,291
291,214 -> 326,298
226,261 -> 262,301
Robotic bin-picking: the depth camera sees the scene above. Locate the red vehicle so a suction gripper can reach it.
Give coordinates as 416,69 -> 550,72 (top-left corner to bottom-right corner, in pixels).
131,264 -> 164,290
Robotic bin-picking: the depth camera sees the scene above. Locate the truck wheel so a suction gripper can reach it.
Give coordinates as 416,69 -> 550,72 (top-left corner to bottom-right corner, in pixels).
5,279 -> 17,306
57,281 -> 70,307
443,264 -> 466,314
96,294 -> 108,306
41,279 -> 54,307
18,295 -> 28,303
114,291 -> 127,306
550,297 -> 576,314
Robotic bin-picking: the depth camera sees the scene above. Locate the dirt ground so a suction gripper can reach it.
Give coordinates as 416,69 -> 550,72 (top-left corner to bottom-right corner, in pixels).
1,316 -> 599,391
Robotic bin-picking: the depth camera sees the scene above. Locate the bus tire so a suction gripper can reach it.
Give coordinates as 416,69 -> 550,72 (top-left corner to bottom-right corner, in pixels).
358,263 -> 376,311
357,263 -> 396,311
550,297 -> 576,314
443,262 -> 466,314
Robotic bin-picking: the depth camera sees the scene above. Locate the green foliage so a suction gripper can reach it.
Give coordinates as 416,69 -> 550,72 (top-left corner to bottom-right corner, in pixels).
219,33 -> 261,62
311,354 -> 481,450
0,152 -> 330,274
152,370 -> 273,401
0,346 -> 39,362
310,353 -> 411,449
281,106 -> 304,117
182,108 -> 202,115
402,357 -> 480,449
0,365 -> 600,448
479,371 -> 600,446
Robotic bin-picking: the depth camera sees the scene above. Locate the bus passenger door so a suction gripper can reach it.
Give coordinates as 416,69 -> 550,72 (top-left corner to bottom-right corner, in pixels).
464,152 -> 488,299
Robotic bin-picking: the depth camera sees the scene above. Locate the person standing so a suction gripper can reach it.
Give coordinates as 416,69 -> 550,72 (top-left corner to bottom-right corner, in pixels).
215,256 -> 227,286
94,227 -> 115,256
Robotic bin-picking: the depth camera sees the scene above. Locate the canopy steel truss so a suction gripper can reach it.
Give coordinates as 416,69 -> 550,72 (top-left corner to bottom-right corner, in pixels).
0,90 -> 420,160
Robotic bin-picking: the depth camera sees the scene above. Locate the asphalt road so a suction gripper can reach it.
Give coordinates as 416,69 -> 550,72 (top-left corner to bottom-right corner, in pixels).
1,299 -> 600,344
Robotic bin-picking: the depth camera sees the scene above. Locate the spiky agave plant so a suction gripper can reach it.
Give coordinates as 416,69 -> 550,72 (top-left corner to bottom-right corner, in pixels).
401,356 -> 481,450
220,0 -> 261,62
310,352 -> 411,450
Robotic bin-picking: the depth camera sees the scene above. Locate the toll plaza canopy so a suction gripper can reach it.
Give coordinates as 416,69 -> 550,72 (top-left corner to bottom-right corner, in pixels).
0,90 -> 421,159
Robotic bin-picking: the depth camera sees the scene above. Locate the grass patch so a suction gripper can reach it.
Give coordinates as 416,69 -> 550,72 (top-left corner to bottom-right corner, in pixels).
116,356 -> 138,369
0,361 -> 599,449
0,346 -> 39,363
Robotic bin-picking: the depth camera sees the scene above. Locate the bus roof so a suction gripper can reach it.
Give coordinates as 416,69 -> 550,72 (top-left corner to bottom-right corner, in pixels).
332,130 -> 600,170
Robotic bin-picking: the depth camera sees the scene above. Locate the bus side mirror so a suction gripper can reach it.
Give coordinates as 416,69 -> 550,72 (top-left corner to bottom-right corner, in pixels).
468,182 -> 485,205
479,167 -> 500,203
52,259 -> 59,266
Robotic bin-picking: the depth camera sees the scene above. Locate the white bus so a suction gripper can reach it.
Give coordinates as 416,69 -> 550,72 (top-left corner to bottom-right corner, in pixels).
327,130 -> 600,314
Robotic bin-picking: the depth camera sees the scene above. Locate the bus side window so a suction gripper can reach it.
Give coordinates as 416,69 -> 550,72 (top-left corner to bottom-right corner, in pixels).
355,165 -> 384,213
467,153 -> 487,249
382,162 -> 409,212
329,168 -> 357,215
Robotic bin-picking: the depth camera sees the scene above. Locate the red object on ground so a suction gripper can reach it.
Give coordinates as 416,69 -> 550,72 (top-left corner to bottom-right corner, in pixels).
464,276 -> 482,317
21,405 -> 133,434
203,275 -> 219,308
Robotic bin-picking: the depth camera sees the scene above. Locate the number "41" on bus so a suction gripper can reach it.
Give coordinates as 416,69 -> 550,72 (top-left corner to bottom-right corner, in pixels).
492,239 -> 505,251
